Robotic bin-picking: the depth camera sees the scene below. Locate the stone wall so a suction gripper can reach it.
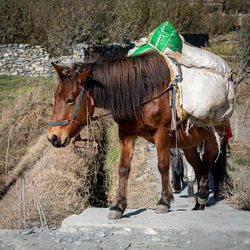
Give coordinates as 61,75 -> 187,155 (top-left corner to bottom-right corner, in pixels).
0,43 -> 134,76
0,33 -> 210,77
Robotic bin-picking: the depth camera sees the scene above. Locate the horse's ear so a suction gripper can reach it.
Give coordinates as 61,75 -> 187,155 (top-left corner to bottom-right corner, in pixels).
77,70 -> 91,86
52,62 -> 64,76
52,62 -> 73,79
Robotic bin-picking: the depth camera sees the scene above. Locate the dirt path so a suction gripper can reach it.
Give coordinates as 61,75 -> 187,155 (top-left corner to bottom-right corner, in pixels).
0,146 -> 250,250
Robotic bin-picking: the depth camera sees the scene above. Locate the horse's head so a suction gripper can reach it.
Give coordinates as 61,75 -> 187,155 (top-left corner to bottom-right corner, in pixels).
48,63 -> 94,147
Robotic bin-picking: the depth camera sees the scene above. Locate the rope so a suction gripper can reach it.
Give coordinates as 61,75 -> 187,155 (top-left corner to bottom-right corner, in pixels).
86,99 -> 90,148
72,100 -> 99,155
142,84 -> 173,105
86,98 -> 96,149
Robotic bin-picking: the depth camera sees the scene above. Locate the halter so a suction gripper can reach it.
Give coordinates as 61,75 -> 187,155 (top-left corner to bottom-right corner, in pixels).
49,86 -> 88,127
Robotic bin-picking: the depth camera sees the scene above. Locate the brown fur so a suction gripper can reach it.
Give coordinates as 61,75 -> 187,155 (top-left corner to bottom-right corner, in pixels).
49,52 -> 226,217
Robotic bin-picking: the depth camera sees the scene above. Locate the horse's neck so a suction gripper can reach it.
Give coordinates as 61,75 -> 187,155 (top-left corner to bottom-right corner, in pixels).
88,83 -> 142,122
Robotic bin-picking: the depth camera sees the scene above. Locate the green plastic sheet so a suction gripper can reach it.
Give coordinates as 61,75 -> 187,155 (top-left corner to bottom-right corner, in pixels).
130,21 -> 182,56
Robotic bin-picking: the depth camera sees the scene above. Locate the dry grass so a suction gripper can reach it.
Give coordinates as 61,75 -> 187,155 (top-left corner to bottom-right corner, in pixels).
225,83 -> 250,210
226,142 -> 250,210
0,76 -> 56,189
0,120 -> 109,229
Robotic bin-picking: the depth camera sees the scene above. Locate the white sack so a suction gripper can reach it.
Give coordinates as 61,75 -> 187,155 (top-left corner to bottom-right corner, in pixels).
169,42 -> 235,123
181,42 -> 231,73
129,38 -> 235,124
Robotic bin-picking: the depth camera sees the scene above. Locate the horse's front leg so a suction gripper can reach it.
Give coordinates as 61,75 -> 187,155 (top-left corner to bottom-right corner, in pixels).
108,132 -> 136,220
155,133 -> 173,213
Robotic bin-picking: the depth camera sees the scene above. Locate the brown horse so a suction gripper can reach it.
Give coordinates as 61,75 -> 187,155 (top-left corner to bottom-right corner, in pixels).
48,52 -> 226,219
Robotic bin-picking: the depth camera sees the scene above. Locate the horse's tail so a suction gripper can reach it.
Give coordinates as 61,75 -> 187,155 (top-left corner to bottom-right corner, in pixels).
211,141 -> 231,200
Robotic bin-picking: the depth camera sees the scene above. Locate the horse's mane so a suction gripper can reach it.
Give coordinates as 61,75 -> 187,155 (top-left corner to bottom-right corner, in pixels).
73,52 -> 170,121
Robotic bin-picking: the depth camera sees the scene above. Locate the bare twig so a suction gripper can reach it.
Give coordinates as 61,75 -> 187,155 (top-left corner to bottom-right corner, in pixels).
18,178 -> 22,233
5,125 -> 13,185
32,180 -> 47,228
18,176 -> 26,233
22,176 -> 27,229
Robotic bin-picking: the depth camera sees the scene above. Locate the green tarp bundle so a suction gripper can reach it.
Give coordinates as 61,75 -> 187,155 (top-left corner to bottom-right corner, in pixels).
129,21 -> 182,56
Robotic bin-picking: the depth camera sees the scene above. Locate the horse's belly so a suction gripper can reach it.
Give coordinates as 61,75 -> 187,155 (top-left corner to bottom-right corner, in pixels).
177,126 -> 210,149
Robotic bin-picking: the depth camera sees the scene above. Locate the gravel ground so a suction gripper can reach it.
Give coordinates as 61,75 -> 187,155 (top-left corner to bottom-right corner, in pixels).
0,222 -> 249,250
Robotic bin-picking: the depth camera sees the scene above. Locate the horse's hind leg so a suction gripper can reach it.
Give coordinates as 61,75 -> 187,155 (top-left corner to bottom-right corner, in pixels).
155,134 -> 173,213
184,139 -> 218,210
183,147 -> 208,210
108,132 -> 136,220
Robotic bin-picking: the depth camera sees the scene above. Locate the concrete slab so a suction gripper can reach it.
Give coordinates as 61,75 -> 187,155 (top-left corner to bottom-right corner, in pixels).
60,205 -> 250,234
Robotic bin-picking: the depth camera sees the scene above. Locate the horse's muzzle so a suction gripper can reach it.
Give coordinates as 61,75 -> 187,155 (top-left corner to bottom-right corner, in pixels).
48,134 -> 68,148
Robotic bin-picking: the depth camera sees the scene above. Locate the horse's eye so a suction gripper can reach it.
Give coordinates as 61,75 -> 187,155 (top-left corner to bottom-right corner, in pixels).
66,98 -> 75,105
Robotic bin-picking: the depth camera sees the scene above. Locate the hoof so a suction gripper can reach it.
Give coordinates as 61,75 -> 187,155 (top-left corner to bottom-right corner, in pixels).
173,188 -> 181,193
172,183 -> 181,193
198,196 -> 207,205
192,200 -> 205,210
108,206 -> 124,220
155,200 -> 170,214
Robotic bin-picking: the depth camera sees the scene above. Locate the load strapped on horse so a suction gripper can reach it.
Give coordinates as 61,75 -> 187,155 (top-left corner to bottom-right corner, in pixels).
129,21 -> 235,132
129,21 -> 235,202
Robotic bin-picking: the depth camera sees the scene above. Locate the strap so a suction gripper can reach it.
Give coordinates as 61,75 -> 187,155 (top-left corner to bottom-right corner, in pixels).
167,57 -> 183,155
168,56 -> 183,83
172,87 -> 178,155
49,120 -> 68,126
180,63 -> 232,80
71,87 -> 85,120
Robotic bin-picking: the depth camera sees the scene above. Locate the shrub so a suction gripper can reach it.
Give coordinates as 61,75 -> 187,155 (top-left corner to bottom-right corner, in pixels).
0,0 -> 241,55
235,14 -> 250,85
0,0 -> 212,56
208,12 -> 237,36
224,0 -> 249,14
